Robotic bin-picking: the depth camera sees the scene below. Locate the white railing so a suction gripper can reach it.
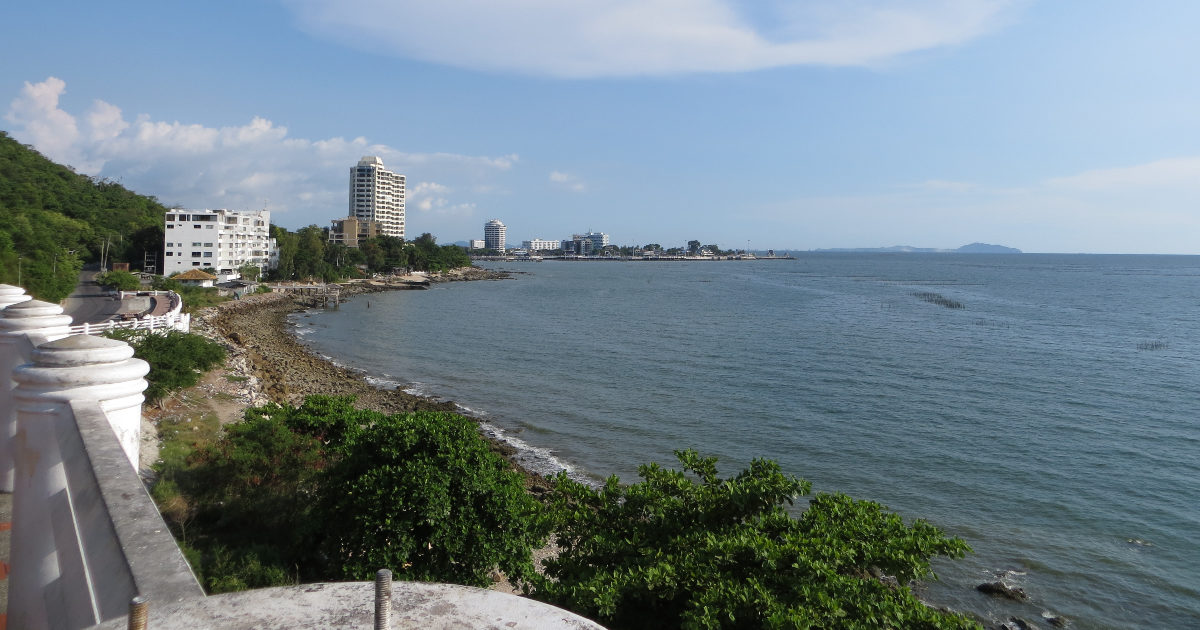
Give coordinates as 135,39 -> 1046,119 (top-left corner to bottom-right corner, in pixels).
68,311 -> 191,336
70,290 -> 190,335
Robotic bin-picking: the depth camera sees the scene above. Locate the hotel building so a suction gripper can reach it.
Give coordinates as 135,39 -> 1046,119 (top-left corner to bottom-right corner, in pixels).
485,219 -> 506,252
349,156 -> 405,239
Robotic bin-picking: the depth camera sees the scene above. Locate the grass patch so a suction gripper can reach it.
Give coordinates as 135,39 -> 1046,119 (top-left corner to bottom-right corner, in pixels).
224,374 -> 249,383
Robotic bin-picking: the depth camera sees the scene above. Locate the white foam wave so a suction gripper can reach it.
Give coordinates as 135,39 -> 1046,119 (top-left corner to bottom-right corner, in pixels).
476,421 -> 598,487
364,375 -> 404,390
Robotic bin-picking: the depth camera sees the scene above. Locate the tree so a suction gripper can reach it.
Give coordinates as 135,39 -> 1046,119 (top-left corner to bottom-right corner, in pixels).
96,269 -> 141,291
318,409 -> 549,586
687,240 -> 701,256
531,450 -> 978,630
237,263 -> 261,282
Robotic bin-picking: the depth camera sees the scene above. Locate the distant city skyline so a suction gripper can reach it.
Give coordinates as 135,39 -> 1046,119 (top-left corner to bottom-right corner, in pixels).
2,2 -> 1199,254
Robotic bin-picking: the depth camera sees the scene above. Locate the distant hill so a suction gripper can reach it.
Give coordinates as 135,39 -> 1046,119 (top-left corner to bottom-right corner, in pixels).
955,242 -> 1021,254
813,243 -> 1021,254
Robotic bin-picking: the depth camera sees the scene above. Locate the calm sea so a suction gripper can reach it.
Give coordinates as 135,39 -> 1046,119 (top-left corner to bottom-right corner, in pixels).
293,254 -> 1200,629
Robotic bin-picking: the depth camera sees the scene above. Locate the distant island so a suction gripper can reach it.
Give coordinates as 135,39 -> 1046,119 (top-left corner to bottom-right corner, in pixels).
813,242 -> 1022,254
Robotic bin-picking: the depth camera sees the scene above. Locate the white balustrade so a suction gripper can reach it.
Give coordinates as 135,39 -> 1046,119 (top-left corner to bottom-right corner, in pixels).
0,299 -> 74,492
8,334 -> 155,629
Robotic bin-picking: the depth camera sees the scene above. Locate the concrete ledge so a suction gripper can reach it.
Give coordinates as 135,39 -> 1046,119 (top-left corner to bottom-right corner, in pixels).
88,581 -> 606,629
70,400 -> 205,611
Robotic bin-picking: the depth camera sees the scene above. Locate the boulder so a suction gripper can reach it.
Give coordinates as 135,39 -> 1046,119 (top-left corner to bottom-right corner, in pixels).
977,581 -> 1028,601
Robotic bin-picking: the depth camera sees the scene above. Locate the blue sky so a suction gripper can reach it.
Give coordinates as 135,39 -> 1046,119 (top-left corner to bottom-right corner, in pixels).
3,1 -> 1198,253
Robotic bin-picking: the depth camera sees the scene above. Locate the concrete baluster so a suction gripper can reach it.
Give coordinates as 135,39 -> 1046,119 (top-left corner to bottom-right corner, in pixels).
0,299 -> 74,492
15,334 -> 150,469
0,283 -> 32,311
9,334 -> 150,629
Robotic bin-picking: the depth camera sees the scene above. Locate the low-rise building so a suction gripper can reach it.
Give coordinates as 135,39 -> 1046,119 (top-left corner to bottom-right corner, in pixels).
522,238 -> 561,252
172,268 -> 217,287
329,216 -> 381,248
163,209 -> 276,281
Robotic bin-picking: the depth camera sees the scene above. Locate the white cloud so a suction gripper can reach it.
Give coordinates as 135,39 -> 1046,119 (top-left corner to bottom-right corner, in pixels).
283,0 -> 1020,77
407,181 -> 475,216
6,77 -> 88,170
549,170 -> 586,192
5,77 -> 516,230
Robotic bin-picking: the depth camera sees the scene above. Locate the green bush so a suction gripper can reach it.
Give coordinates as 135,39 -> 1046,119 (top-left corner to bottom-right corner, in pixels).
177,285 -> 227,312
107,329 -> 226,402
532,450 -> 979,630
96,269 -> 141,291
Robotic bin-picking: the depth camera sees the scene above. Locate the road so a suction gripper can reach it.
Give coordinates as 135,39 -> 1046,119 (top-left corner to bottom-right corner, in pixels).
60,269 -> 122,324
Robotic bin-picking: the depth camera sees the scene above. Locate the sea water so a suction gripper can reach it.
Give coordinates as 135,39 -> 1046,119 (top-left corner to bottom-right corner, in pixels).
293,254 -> 1200,628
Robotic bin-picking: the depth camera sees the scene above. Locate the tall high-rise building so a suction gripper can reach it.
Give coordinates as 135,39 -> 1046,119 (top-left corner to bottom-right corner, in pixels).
349,156 -> 405,239
485,219 -> 506,252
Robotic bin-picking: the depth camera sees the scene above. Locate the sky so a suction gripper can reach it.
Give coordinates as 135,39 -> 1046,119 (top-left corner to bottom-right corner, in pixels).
2,1 -> 1199,254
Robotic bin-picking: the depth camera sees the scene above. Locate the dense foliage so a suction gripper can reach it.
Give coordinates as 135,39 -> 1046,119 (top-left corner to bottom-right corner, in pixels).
106,329 -> 226,403
0,130 -> 167,301
531,450 -> 979,630
158,396 -> 546,592
268,228 -> 471,281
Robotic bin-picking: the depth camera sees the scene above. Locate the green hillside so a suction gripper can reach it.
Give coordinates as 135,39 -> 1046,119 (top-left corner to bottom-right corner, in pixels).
0,130 -> 167,302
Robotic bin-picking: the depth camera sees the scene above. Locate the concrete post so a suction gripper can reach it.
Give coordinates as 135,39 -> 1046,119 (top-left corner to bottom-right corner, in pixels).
0,299 -> 74,492
15,335 -> 150,469
0,283 -> 32,310
9,334 -> 150,629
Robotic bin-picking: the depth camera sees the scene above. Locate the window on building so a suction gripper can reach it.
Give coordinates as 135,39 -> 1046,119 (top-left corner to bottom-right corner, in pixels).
165,252 -> 173,256
192,262 -> 200,266
203,252 -> 213,258
194,225 -> 202,229
206,225 -> 214,229
192,242 -> 201,246
204,242 -> 213,247
166,224 -> 174,229
192,252 -> 201,257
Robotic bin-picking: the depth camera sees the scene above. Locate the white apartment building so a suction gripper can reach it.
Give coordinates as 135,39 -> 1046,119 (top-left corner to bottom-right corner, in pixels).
350,156 -> 405,239
485,219 -> 506,252
523,238 -> 561,252
163,209 -> 276,281
468,239 -> 486,250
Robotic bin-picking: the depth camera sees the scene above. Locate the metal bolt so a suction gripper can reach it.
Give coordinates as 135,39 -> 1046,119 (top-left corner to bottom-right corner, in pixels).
127,596 -> 149,630
374,569 -> 392,630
